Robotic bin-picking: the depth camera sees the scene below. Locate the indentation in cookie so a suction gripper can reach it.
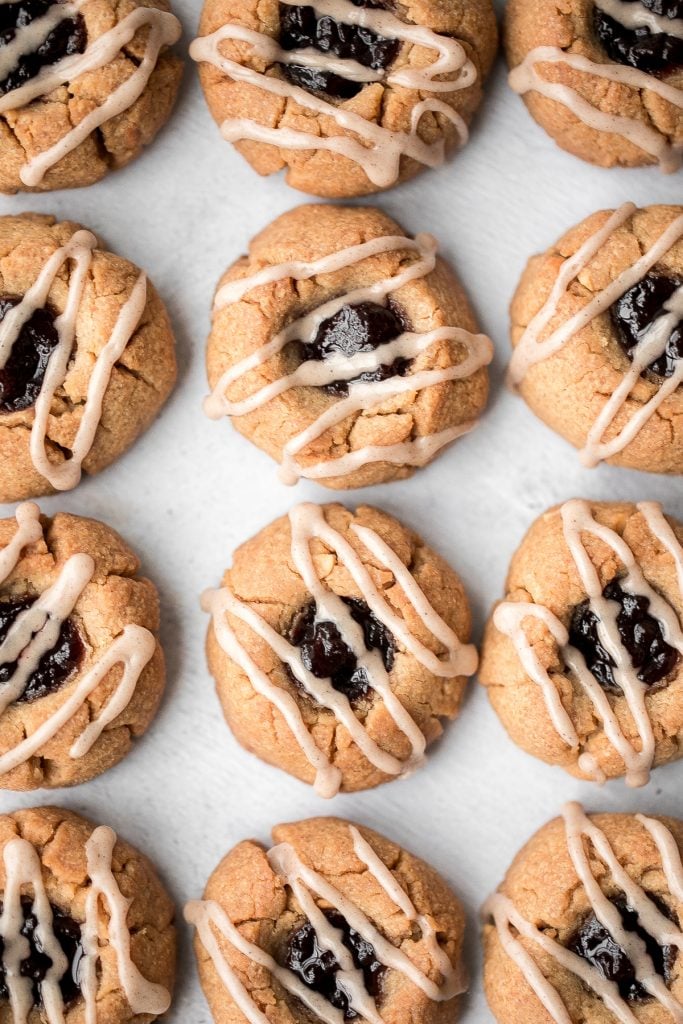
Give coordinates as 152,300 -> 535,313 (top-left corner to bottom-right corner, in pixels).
0,0 -> 87,97
279,1 -> 400,100
610,272 -> 683,378
0,596 -> 86,702
0,895 -> 83,1007
285,908 -> 386,1019
0,297 -> 61,413
569,579 -> 680,694
288,597 -> 395,704
567,896 -> 676,1001
593,0 -> 683,75
298,300 -> 410,396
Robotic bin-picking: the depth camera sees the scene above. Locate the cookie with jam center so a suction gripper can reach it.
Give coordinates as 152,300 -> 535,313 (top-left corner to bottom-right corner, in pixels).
0,804 -> 176,1024
0,0 -> 183,193
480,499 -> 683,786
0,213 -> 177,503
204,204 -> 492,490
0,501 -> 165,790
484,803 -> 683,1024
203,501 -> 477,795
505,0 -> 683,169
191,0 -> 498,197
508,203 -> 683,474
186,816 -> 466,1024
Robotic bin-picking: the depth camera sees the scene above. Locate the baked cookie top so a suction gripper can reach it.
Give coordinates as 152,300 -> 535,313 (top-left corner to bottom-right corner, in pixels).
203,501 -> 477,795
0,804 -> 176,1023
187,816 -> 466,1024
204,204 -> 492,490
190,0 -> 498,198
484,802 -> 683,1024
0,501 -> 166,790
508,203 -> 683,475
0,0 -> 183,192
0,213 -> 177,502
480,498 -> 683,787
505,0 -> 683,170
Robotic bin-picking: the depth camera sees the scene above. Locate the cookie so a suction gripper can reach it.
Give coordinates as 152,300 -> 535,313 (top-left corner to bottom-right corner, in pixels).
483,802 -> 683,1024
190,0 -> 498,198
0,500 -> 166,790
0,0 -> 183,193
202,501 -> 477,796
186,816 -> 466,1024
505,0 -> 683,170
480,498 -> 683,787
0,212 -> 177,502
508,203 -> 683,475
204,204 -> 492,489
0,804 -> 176,1023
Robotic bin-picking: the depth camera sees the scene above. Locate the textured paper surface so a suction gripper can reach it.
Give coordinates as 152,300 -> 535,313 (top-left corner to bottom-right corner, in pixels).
0,1 -> 681,1019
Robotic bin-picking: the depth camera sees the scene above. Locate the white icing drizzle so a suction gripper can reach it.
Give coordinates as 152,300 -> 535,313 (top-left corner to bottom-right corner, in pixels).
0,1 -> 181,186
203,501 -> 477,798
485,802 -> 683,1024
595,0 -> 683,41
0,824 -> 170,1024
205,231 -> 493,485
186,824 -> 462,1024
0,229 -> 147,491
190,0 -> 477,188
0,501 -> 156,776
493,499 -> 683,787
509,45 -> 683,172
508,202 -> 683,467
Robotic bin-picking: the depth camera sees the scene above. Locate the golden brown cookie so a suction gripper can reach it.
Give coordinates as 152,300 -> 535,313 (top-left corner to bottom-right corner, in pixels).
505,0 -> 683,170
0,500 -> 166,790
508,203 -> 683,475
0,212 -> 177,502
0,804 -> 176,1023
203,501 -> 477,796
480,498 -> 683,787
191,0 -> 498,198
187,816 -> 466,1024
0,0 -> 183,193
204,204 -> 492,490
483,803 -> 683,1024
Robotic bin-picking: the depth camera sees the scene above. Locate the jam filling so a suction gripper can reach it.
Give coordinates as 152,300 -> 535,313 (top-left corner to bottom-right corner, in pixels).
567,896 -> 676,1001
594,0 -> 683,75
298,300 -> 410,397
0,298 -> 61,414
610,272 -> 683,379
0,596 -> 85,702
568,579 -> 680,695
0,896 -> 83,1007
279,1 -> 399,99
0,0 -> 87,97
288,597 -> 395,705
285,908 -> 385,1020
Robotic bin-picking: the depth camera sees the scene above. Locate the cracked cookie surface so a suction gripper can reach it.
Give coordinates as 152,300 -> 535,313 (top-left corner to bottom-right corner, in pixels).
0,212 -> 177,503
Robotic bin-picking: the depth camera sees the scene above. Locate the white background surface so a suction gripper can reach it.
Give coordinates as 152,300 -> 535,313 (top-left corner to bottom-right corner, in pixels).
0,1 -> 682,1020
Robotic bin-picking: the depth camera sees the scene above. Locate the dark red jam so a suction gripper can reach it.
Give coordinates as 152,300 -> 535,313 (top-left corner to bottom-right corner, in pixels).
0,298 -> 61,414
594,0 -> 683,75
0,596 -> 85,702
610,272 -> 683,379
0,1 -> 86,97
0,897 -> 83,1007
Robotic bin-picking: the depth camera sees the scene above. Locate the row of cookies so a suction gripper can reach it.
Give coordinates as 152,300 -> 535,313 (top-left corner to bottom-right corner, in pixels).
0,0 -> 681,195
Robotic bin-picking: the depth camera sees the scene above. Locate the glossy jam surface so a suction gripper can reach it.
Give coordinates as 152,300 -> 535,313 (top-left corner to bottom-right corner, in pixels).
285,908 -> 385,1019
568,579 -> 680,694
0,298 -> 61,414
567,896 -> 676,1001
0,897 -> 83,1007
611,272 -> 683,378
299,300 -> 410,396
288,597 -> 395,704
594,0 -> 683,74
279,1 -> 399,99
0,596 -> 85,702
0,1 -> 87,97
